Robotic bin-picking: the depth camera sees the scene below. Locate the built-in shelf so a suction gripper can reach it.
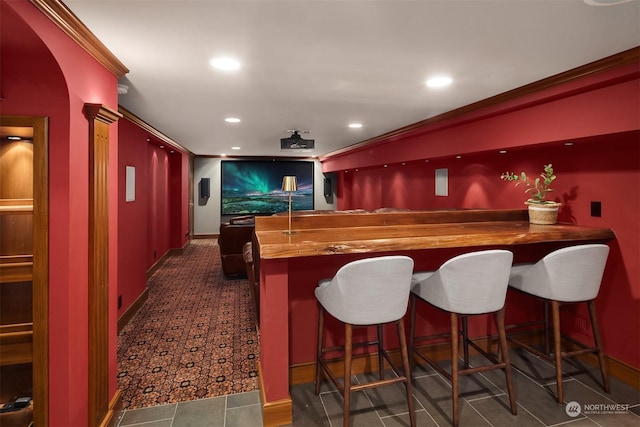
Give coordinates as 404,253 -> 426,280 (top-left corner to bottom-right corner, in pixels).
0,199 -> 33,213
0,255 -> 33,283
0,323 -> 34,366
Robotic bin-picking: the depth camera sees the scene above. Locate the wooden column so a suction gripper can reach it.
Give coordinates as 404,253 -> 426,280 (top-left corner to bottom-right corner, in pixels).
32,116 -> 49,427
84,104 -> 121,427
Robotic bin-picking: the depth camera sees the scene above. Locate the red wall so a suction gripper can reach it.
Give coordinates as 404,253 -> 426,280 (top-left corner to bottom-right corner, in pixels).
319,65 -> 640,370
170,152 -> 190,248
118,119 -> 190,317
2,1 -> 120,425
3,2 -> 190,424
118,120 -> 151,315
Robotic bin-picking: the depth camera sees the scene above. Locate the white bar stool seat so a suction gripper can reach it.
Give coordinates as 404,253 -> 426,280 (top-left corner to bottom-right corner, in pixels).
410,249 -> 517,427
314,255 -> 416,427
508,244 -> 610,404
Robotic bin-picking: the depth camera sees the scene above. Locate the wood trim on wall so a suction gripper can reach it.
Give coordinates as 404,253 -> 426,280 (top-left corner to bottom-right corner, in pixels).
193,234 -> 219,240
29,0 -> 128,78
257,362 -> 293,427
189,153 -> 195,239
85,103 -> 121,427
117,288 -> 149,333
102,389 -> 122,427
563,339 -> 640,390
118,106 -> 190,154
146,250 -> 172,279
31,116 -> 49,427
289,331 -> 640,390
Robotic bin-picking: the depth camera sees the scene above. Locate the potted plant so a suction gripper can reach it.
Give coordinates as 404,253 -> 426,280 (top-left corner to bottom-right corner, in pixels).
501,164 -> 561,224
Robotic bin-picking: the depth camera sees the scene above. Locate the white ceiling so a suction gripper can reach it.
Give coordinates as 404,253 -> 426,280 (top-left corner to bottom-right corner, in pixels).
63,0 -> 640,158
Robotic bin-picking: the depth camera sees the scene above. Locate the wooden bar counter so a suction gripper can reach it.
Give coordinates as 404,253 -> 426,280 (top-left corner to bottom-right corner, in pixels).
253,209 -> 615,426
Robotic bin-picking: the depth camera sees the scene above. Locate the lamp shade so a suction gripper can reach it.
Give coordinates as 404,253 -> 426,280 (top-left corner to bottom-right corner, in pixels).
282,176 -> 297,192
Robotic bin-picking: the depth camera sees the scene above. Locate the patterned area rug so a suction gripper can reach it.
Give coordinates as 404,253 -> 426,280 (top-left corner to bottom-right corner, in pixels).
117,239 -> 259,409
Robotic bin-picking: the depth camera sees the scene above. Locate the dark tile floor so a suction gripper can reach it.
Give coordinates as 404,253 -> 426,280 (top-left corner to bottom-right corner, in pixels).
114,349 -> 639,427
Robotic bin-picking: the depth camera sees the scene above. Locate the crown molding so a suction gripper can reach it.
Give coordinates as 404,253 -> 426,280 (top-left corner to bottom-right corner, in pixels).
321,46 -> 640,161
30,0 -> 129,78
119,106 -> 191,154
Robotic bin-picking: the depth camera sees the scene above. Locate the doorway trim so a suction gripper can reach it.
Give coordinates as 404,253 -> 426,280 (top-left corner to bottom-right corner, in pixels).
84,104 -> 121,427
0,115 -> 49,426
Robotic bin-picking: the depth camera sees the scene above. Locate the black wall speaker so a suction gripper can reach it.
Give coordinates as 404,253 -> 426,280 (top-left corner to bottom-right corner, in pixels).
323,177 -> 332,198
200,178 -> 210,199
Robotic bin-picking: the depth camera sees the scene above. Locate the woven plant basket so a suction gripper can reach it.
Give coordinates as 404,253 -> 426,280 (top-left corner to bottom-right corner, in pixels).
526,202 -> 561,225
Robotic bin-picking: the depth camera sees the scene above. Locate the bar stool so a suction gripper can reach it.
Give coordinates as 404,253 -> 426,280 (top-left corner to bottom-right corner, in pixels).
410,250 -> 517,427
315,255 -> 416,427
508,244 -> 610,404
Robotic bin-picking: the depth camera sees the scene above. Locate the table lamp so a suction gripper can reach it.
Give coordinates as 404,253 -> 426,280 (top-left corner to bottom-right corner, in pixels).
282,176 -> 297,235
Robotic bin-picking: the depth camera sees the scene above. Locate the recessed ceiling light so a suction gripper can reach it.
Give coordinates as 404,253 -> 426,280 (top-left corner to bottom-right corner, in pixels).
499,150 -> 507,154
231,146 -> 241,150
210,57 -> 240,71
565,142 -> 575,146
348,123 -> 363,128
456,155 -> 462,159
159,145 -> 164,149
225,117 -> 241,123
583,0 -> 633,5
426,75 -> 453,88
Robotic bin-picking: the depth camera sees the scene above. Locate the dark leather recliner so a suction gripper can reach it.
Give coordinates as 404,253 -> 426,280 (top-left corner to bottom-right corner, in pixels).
218,216 -> 255,277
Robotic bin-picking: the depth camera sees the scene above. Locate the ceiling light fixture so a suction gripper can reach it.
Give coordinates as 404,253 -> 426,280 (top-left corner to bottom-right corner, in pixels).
231,146 -> 241,150
583,0 -> 633,5
210,57 -> 241,71
348,123 -> 363,128
426,75 -> 453,88
225,117 -> 241,123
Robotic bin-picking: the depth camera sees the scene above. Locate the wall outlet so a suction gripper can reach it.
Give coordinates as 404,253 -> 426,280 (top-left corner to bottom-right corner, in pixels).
575,315 -> 590,333
591,201 -> 602,217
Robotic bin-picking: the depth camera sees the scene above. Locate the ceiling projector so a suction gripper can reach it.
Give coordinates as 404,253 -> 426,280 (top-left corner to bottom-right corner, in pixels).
280,130 -> 314,150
